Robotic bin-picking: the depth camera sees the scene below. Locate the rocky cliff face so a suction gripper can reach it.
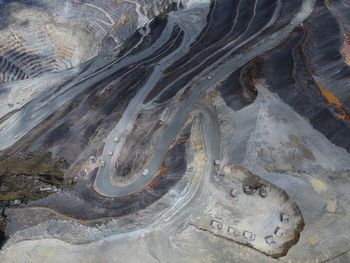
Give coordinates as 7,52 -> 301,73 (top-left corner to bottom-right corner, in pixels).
1,0 -> 350,262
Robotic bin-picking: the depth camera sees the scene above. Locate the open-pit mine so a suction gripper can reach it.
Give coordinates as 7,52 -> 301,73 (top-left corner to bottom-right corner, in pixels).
0,0 -> 350,262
